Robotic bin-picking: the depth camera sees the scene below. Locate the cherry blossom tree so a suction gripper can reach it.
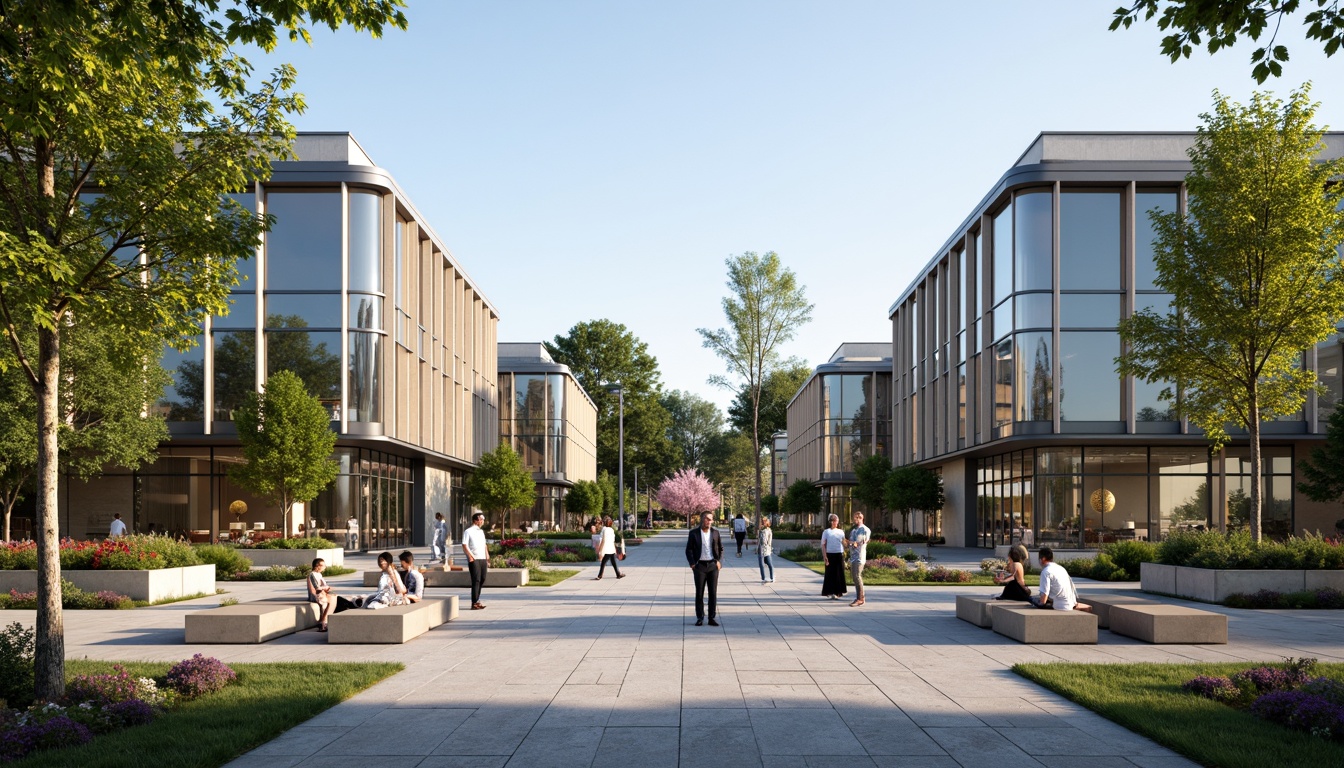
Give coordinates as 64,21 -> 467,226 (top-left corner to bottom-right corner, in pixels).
657,468 -> 720,528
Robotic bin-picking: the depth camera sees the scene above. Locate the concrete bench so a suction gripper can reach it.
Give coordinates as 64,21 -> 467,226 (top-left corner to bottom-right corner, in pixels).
989,604 -> 1097,644
327,596 -> 459,644
1108,603 -> 1227,644
1081,593 -> 1155,629
363,568 -> 529,588
955,595 -> 1002,628
185,601 -> 321,644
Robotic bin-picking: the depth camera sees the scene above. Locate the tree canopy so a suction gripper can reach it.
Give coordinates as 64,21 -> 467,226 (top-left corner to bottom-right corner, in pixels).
726,360 -> 811,437
781,478 -> 822,521
1116,86 -> 1344,540
656,468 -> 720,524
853,454 -> 892,524
564,479 -> 604,528
466,443 -> 537,531
1298,406 -> 1344,509
884,465 -> 944,533
230,370 -> 340,536
662,389 -> 724,471
1110,0 -> 1344,82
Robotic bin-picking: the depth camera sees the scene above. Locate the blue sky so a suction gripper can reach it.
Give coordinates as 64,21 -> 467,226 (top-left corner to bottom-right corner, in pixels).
260,1 -> 1344,411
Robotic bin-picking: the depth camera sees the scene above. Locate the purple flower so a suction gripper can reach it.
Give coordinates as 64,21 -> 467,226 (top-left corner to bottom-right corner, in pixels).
105,699 -> 155,727
0,715 -> 94,761
165,654 -> 236,699
1182,675 -> 1240,702
63,665 -> 139,707
1251,690 -> 1344,739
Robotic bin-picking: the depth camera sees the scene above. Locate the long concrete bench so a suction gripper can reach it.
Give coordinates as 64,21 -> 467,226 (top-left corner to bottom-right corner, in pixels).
327,596 -> 459,644
1081,593 -> 1155,629
1108,603 -> 1227,644
989,604 -> 1097,644
363,568 -> 529,588
956,595 -> 1002,628
185,600 -> 321,644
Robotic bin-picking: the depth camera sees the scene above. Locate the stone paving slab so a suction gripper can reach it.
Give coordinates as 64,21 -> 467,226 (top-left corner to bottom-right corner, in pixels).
17,535 -> 1344,766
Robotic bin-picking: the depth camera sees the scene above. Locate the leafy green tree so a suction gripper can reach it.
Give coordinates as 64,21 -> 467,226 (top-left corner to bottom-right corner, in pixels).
1117,87 -> 1344,541
699,252 -> 814,531
230,371 -> 339,536
884,465 -> 944,534
760,494 -> 780,518
781,478 -> 822,523
853,454 -> 892,528
1111,1 -> 1344,83
466,443 -> 537,533
662,389 -> 724,471
546,319 -> 676,483
726,360 -> 811,437
564,479 -> 604,530
0,0 -> 404,700
1298,406 -> 1344,509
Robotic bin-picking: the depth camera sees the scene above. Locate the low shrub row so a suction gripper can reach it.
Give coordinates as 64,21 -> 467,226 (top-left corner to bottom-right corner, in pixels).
494,539 -> 598,563
0,579 -> 134,610
239,537 -> 336,550
1182,658 -> 1344,741
0,537 -> 202,572
1158,530 -> 1344,570
1224,588 -> 1344,610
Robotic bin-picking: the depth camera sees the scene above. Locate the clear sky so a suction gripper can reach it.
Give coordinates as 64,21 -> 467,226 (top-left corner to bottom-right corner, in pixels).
260,1 -> 1344,412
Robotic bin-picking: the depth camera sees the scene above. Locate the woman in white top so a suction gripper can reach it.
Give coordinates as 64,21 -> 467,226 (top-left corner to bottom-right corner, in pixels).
595,516 -> 625,580
758,517 -> 774,584
820,514 -> 848,599
363,551 -> 408,609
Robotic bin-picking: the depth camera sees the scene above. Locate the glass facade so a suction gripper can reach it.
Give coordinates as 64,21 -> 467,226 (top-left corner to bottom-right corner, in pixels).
821,373 -> 887,475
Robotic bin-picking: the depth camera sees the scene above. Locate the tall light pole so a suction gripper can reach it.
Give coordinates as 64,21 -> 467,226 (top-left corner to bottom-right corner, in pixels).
604,383 -> 624,536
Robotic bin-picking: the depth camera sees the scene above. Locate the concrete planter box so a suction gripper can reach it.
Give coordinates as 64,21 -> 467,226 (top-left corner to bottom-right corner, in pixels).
1141,563 -> 1330,603
242,547 -> 344,568
0,564 -> 215,603
363,567 -> 529,588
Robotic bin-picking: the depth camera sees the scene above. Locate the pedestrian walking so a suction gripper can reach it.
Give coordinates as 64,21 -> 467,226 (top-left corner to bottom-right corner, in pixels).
595,515 -> 625,579
732,512 -> 747,556
758,517 -> 774,583
847,512 -> 871,606
820,513 -> 847,599
685,512 -> 723,626
431,512 -> 448,564
463,512 -> 489,610
345,514 -> 359,550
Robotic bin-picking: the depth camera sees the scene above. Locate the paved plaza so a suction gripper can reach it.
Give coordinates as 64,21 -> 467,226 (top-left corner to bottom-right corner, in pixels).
27,532 -> 1344,768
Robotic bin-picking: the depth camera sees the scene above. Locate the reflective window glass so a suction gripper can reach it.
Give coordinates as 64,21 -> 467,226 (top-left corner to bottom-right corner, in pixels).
992,299 -> 1011,342
349,295 -> 383,330
972,231 -> 982,319
955,248 -> 965,332
214,293 -> 256,329
158,335 -> 204,421
265,192 -> 341,290
1015,191 -> 1052,292
265,330 -> 341,407
1083,447 -> 1148,473
514,374 -> 546,420
1134,377 -> 1176,421
1320,342 -> 1342,425
993,338 -> 1013,428
265,295 -> 341,329
226,193 -> 258,290
1136,191 -> 1179,291
1151,448 -> 1208,475
212,330 -> 257,421
1015,332 -> 1052,421
1037,447 -> 1081,474
1014,293 -> 1052,329
348,332 -> 382,422
1135,293 -> 1173,316
348,190 -> 382,294
1060,192 -> 1121,290
992,204 -> 1012,306
1059,332 -> 1120,421
1060,294 -> 1120,328
843,374 -> 869,422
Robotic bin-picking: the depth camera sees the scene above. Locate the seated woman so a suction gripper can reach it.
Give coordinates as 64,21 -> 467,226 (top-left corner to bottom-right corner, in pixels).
993,546 -> 1032,602
307,558 -> 358,631
362,551 -> 408,610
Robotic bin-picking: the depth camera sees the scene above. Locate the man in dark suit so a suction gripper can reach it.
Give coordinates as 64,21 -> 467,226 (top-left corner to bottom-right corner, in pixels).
685,511 -> 724,626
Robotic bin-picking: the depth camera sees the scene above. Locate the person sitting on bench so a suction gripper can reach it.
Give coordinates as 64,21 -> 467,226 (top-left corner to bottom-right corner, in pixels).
308,558 -> 358,631
398,550 -> 424,603
1033,547 -> 1091,612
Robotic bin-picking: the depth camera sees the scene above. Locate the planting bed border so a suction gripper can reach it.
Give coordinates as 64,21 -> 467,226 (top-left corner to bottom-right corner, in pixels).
0,564 -> 215,602
1141,562 -> 1344,603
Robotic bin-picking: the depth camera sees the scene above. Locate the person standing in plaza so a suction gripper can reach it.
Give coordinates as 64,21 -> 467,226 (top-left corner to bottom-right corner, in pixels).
108,513 -> 127,538
431,512 -> 448,565
758,516 -> 774,584
732,512 -> 748,557
847,512 -> 871,606
820,513 -> 847,600
463,512 -> 489,610
595,515 -> 625,579
345,514 -> 359,550
685,511 -> 723,626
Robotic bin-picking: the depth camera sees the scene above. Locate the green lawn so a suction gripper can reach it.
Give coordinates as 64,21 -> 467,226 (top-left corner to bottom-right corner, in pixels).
1014,662 -> 1344,768
525,568 -> 579,586
796,562 -> 1039,587
14,660 -> 402,768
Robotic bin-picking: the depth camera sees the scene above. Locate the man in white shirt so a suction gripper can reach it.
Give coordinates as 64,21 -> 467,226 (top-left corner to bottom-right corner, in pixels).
1034,547 -> 1092,612
345,515 -> 359,550
108,513 -> 127,538
684,512 -> 723,626
462,512 -> 489,610
398,550 -> 424,603
847,513 -> 871,607
732,513 -> 748,557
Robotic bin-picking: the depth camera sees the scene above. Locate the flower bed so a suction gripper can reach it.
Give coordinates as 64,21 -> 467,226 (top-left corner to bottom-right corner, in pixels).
0,579 -> 133,610
1181,658 -> 1344,741
0,536 -> 201,571
494,539 -> 597,563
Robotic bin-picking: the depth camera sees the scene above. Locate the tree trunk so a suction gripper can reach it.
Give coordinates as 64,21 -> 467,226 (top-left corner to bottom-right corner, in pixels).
752,391 -> 763,537
1248,386 -> 1263,542
34,324 -> 64,702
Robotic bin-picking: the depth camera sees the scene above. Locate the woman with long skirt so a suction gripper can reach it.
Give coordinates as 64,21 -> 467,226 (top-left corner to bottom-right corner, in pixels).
820,514 -> 847,599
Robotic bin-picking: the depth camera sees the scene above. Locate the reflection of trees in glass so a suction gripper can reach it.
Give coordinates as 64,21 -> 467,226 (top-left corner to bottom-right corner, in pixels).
1137,406 -> 1173,422
1028,336 -> 1053,420
1170,482 -> 1211,524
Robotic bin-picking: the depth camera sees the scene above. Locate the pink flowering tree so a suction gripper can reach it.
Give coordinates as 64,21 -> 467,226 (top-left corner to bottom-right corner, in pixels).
657,468 -> 720,528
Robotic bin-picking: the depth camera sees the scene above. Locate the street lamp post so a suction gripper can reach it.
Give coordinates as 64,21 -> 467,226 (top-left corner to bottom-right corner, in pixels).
604,384 -> 624,538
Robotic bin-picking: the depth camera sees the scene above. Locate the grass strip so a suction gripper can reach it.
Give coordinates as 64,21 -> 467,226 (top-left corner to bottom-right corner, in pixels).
796,562 -> 1040,586
14,660 -> 402,768
1013,662 -> 1344,768
525,568 -> 579,586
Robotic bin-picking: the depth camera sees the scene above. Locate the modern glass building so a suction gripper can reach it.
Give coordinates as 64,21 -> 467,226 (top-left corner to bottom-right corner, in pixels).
889,132 -> 1344,549
497,343 -> 598,528
784,343 -> 894,527
60,133 -> 501,550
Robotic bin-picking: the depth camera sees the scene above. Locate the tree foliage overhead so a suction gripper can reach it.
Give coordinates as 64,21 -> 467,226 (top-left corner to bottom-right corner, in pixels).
662,389 -> 724,471
230,370 -> 339,535
466,443 -> 537,532
564,479 -> 604,527
1298,406 -> 1344,508
656,468 -> 720,523
884,465 -> 944,533
853,454 -> 892,521
1110,0 -> 1344,82
698,252 -> 813,526
780,478 -> 821,520
1116,86 -> 1344,540
726,360 -> 810,437
545,319 -> 675,483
